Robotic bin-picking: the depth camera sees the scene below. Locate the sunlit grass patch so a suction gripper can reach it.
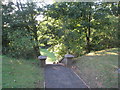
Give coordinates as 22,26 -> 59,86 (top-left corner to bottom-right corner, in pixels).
2,56 -> 44,88
40,48 -> 56,63
86,48 -> 118,56
74,48 -> 118,88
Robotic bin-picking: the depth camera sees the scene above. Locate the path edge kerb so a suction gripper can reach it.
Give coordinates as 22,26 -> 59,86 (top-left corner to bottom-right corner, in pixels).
71,69 -> 90,88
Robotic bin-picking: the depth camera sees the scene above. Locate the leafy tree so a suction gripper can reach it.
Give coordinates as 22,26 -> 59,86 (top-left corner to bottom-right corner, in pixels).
44,2 -> 118,58
2,1 -> 119,60
2,1 -> 44,58
2,2 -> 15,54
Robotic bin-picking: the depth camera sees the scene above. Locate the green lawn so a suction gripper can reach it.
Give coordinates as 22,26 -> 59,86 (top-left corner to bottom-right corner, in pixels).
40,48 -> 56,63
2,55 -> 44,88
74,48 -> 118,88
0,55 -> 2,89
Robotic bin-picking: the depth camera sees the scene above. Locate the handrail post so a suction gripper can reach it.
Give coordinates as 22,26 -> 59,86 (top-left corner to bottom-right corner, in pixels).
38,56 -> 47,67
64,54 -> 74,67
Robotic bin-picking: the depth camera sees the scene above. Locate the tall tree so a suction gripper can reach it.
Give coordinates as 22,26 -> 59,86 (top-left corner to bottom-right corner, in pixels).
2,1 -> 44,58
44,2 -> 118,57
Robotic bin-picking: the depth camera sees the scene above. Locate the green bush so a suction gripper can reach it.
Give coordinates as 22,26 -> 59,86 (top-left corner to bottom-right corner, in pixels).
6,30 -> 37,59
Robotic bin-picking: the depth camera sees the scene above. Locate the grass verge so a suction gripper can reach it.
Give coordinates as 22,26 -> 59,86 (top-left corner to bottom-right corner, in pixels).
40,48 -> 56,63
73,48 -> 118,88
2,55 -> 44,88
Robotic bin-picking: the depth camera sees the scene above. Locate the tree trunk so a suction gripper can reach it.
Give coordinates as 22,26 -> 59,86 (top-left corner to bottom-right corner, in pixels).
34,45 -> 40,57
86,3 -> 91,53
33,25 -> 41,57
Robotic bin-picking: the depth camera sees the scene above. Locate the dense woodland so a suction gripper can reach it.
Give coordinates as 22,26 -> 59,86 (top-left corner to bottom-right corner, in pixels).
2,1 -> 120,59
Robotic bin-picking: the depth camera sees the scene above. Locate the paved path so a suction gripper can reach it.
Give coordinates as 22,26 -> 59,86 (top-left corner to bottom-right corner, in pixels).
45,64 -> 88,88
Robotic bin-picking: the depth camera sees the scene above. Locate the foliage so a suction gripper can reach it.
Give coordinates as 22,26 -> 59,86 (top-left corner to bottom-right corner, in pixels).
2,1 -> 119,60
2,1 -> 43,59
7,30 -> 36,58
43,2 -> 119,58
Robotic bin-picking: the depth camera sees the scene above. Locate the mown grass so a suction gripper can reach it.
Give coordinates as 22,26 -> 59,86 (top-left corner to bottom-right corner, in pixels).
40,48 -> 56,63
2,55 -> 44,88
0,55 -> 2,89
74,48 -> 118,88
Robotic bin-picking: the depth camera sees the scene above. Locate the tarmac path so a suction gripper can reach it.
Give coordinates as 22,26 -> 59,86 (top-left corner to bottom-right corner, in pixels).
45,64 -> 88,88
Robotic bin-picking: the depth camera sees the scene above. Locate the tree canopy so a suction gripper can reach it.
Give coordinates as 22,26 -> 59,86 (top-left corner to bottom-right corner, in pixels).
2,1 -> 119,59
